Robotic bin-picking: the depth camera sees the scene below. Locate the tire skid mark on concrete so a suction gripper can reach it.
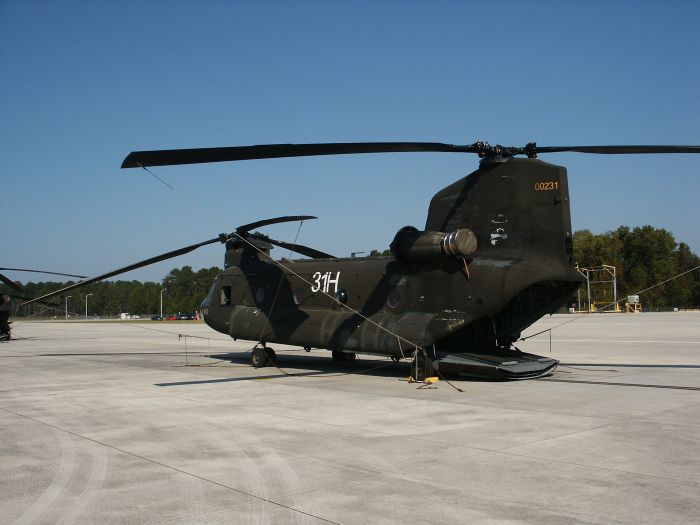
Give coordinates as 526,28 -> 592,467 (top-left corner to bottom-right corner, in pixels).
259,448 -> 318,525
237,432 -> 280,525
1,407 -> 339,525
12,428 -> 76,525
55,443 -> 109,525
225,430 -> 316,525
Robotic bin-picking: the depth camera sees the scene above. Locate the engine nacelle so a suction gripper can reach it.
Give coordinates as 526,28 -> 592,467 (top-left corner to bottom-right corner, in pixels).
390,226 -> 477,263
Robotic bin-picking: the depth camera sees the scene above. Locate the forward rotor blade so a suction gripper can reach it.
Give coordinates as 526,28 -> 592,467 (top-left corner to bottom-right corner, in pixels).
21,236 -> 225,306
0,267 -> 88,279
261,236 -> 335,259
0,273 -> 24,293
237,215 -> 317,234
535,145 -> 700,155
121,142 -> 475,168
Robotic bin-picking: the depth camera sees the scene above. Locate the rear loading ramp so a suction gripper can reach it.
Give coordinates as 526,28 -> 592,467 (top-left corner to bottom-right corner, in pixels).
436,350 -> 558,379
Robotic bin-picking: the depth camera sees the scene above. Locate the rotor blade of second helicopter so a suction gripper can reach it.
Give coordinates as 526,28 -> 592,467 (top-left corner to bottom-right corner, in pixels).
0,268 -> 88,279
5,291 -> 62,308
21,236 -> 224,306
0,272 -> 24,293
0,273 -> 64,308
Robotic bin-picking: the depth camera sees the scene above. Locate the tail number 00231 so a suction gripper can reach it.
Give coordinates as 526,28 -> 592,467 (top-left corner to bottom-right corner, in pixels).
534,181 -> 559,191
311,272 -> 340,294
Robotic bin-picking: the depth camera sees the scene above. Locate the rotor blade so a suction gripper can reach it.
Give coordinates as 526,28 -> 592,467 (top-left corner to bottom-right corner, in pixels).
0,275 -> 62,308
262,236 -> 335,259
0,268 -> 88,279
4,291 -> 62,309
21,235 -> 225,306
0,273 -> 24,293
535,145 -> 700,155
237,215 -> 317,234
121,142 -> 476,168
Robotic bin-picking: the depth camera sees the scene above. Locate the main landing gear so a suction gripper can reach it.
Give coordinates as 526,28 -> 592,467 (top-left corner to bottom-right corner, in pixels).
250,345 -> 277,368
411,349 -> 436,381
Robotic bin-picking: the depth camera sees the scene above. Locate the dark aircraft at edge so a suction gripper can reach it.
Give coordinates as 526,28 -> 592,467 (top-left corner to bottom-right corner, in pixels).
0,268 -> 89,341
21,141 -> 700,379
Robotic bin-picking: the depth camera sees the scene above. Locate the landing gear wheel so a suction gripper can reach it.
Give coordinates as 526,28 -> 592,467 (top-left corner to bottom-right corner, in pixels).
250,347 -> 268,368
251,346 -> 276,368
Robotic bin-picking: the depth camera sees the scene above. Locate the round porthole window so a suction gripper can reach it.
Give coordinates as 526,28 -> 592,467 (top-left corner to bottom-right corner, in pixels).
337,289 -> 348,304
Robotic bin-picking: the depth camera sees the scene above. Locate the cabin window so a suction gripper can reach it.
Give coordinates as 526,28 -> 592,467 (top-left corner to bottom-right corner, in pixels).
220,286 -> 232,306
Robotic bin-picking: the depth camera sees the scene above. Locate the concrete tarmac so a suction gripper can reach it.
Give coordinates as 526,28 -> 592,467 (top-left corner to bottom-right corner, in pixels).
1,312 -> 699,524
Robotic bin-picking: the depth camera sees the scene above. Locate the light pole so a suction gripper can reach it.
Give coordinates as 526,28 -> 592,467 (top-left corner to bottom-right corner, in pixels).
65,296 -> 72,320
160,288 -> 166,318
85,293 -> 93,319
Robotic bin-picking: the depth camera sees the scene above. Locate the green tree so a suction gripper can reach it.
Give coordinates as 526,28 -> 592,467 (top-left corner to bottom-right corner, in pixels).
573,225 -> 700,308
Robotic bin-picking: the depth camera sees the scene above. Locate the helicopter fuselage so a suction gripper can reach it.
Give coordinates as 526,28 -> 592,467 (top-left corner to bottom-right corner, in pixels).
200,157 -> 583,377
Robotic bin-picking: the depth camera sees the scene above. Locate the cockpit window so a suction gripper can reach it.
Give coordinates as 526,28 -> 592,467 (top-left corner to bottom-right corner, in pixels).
220,285 -> 232,306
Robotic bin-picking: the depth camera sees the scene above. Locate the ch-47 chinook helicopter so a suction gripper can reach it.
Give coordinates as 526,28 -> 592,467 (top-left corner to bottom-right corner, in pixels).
24,141 -> 700,379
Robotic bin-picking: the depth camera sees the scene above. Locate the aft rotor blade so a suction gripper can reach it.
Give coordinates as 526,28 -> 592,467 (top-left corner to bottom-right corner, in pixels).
237,215 -> 317,234
121,142 -> 476,168
0,273 -> 24,293
262,236 -> 335,259
535,145 -> 700,155
21,236 -> 225,306
0,267 -> 88,279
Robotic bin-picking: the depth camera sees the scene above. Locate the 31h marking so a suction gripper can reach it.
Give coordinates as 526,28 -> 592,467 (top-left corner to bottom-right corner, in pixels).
311,271 -> 340,293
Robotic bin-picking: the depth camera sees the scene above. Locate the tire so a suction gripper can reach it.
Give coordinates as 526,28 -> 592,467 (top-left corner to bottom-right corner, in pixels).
250,347 -> 270,368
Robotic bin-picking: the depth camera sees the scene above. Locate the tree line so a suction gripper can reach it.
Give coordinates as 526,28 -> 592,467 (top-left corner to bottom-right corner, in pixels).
5,266 -> 221,318
573,226 -> 700,308
3,226 -> 699,317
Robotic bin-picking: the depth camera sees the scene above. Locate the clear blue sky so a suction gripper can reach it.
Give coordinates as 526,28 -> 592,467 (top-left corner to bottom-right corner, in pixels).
2,0 -> 699,283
